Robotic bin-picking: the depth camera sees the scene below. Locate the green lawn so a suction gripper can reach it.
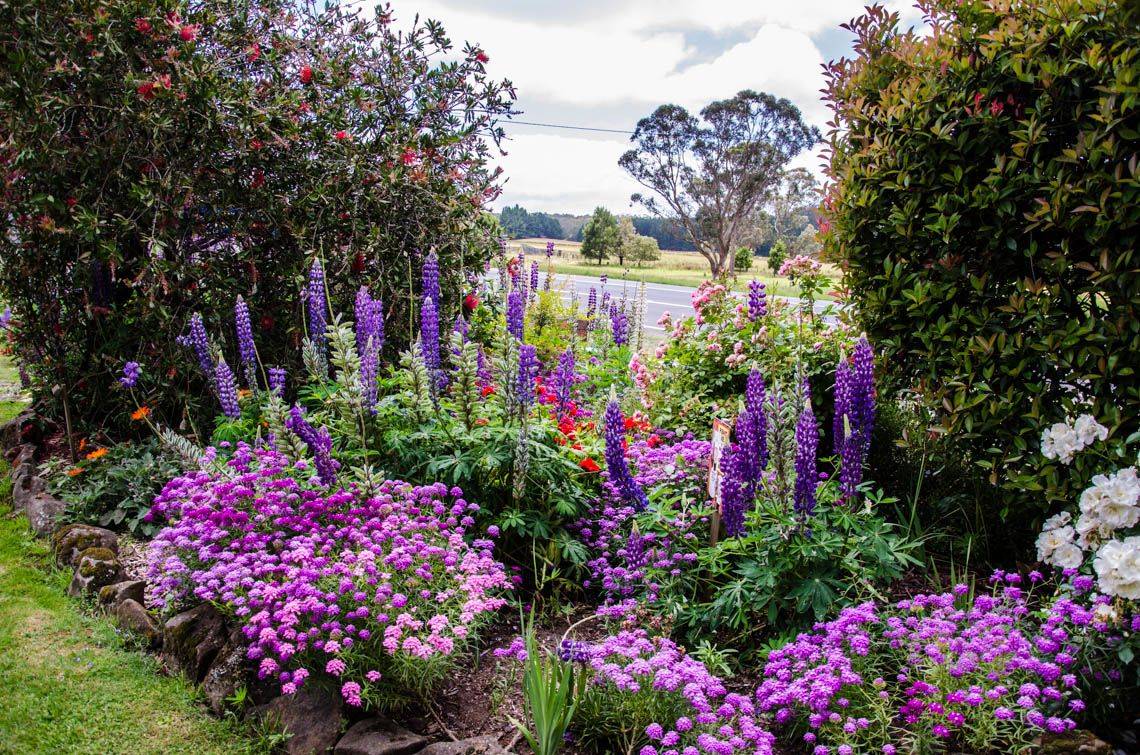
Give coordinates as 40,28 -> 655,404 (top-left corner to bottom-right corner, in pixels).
0,398 -> 255,754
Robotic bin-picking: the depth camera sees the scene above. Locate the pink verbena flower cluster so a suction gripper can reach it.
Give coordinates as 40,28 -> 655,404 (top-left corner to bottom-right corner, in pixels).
145,444 -> 510,705
575,629 -> 777,755
755,576 -> 1092,753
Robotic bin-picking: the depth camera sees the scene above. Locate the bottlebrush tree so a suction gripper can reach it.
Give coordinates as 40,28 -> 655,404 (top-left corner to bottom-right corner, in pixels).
821,0 -> 1140,526
0,0 -> 515,432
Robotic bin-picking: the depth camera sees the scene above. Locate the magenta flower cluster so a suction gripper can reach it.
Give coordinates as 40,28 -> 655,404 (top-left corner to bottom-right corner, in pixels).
755,576 -> 1091,752
144,445 -> 510,705
574,629 -> 778,755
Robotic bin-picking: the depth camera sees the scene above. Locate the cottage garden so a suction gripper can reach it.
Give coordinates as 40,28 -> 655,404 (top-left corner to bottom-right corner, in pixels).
1,1 -> 1138,754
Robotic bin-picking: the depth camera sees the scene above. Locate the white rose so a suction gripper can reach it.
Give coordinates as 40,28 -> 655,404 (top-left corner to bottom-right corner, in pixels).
1037,525 -> 1077,566
1079,468 -> 1140,532
1042,511 -> 1071,531
1051,542 -> 1086,570
1075,512 -> 1109,549
1093,536 -> 1140,599
1074,414 -> 1108,446
1042,422 -> 1080,464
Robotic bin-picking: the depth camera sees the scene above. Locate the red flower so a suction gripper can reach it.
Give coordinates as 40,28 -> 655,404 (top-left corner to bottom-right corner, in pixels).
335,130 -> 348,140
134,17 -> 153,33
475,50 -> 489,64
647,434 -> 661,448
401,148 -> 418,166
480,384 -> 495,397
623,416 -> 635,431
250,139 -> 263,150
179,24 -> 199,42
989,99 -> 1004,116
137,81 -> 156,100
579,458 -> 600,473
558,417 -> 576,436
352,253 -> 365,274
463,293 -> 479,313
247,43 -> 261,62
300,65 -> 313,84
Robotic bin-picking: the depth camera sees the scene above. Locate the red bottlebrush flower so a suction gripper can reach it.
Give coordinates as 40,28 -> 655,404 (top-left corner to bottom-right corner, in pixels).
179,24 -> 199,42
65,197 -> 77,208
989,99 -> 1004,116
579,457 -> 600,473
475,50 -> 489,64
300,65 -> 313,84
250,169 -> 265,189
250,139 -> 263,150
401,148 -> 418,166
463,293 -> 479,314
335,130 -> 348,140
135,17 -> 153,33
248,43 -> 261,62
137,81 -> 156,100
480,384 -> 495,397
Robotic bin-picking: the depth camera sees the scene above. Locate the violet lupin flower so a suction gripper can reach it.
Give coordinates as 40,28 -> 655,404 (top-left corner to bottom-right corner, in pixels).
420,294 -> 441,376
307,260 -> 327,355
545,241 -> 555,259
720,446 -> 747,537
745,369 -> 769,473
422,252 -> 441,306
0,306 -> 10,330
553,348 -> 576,417
835,338 -> 876,500
794,396 -> 819,520
734,410 -> 760,493
610,304 -> 629,346
268,367 -> 286,397
517,344 -> 539,415
529,261 -> 539,302
354,287 -> 374,355
603,399 -> 648,511
214,357 -> 241,419
476,347 -> 493,389
587,287 -> 597,318
119,361 -> 141,389
506,288 -> 525,341
748,280 -> 768,320
235,296 -> 257,385
286,406 -> 340,486
180,312 -> 214,381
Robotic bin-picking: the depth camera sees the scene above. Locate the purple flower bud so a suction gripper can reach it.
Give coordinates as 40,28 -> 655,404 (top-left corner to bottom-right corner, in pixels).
748,280 -> 767,321
179,313 -> 214,381
119,361 -> 141,389
286,406 -> 340,486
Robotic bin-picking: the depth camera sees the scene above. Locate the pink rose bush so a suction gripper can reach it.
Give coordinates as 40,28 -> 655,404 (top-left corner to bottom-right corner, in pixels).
145,443 -> 510,705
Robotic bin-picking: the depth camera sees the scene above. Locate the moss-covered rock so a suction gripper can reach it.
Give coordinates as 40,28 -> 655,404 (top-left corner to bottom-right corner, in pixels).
67,546 -> 122,597
98,580 -> 145,609
53,524 -> 119,567
114,599 -> 162,648
25,492 -> 66,537
162,604 -> 227,684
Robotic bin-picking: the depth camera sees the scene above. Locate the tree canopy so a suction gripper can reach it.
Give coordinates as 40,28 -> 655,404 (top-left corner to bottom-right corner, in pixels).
580,207 -> 620,264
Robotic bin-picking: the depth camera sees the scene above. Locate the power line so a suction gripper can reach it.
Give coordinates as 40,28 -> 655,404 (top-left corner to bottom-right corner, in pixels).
504,120 -> 634,135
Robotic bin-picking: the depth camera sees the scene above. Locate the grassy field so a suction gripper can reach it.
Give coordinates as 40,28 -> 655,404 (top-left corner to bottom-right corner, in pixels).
506,238 -> 839,297
0,379 -> 257,754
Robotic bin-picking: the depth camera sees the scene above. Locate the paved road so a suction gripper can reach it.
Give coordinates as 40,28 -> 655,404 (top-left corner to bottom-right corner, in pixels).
538,271 -> 836,332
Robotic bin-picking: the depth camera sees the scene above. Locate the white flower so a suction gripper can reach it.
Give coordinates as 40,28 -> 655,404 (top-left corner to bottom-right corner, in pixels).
1078,467 -> 1140,532
1037,525 -> 1084,569
1093,602 -> 1120,627
1074,414 -> 1108,446
1093,536 -> 1140,599
1041,421 -> 1081,464
1042,511 -> 1071,531
1075,512 -> 1110,549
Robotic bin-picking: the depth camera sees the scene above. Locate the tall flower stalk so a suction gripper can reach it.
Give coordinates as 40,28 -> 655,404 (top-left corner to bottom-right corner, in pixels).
793,392 -> 819,521
235,296 -> 258,389
306,260 -> 327,357
214,357 -> 241,420
603,398 -> 648,511
285,405 -> 340,486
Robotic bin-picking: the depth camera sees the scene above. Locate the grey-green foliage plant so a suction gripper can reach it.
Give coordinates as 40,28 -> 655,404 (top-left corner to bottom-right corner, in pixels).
507,619 -> 579,755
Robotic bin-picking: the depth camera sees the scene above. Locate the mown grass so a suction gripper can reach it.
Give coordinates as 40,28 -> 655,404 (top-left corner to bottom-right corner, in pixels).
0,398 -> 255,754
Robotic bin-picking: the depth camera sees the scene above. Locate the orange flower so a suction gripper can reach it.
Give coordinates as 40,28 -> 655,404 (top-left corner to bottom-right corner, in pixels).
131,406 -> 151,421
239,389 -> 252,399
78,438 -> 88,451
66,467 -> 84,477
85,447 -> 108,460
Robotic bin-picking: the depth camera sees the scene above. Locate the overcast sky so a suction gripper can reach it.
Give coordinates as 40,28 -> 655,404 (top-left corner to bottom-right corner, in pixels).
394,1 -> 924,215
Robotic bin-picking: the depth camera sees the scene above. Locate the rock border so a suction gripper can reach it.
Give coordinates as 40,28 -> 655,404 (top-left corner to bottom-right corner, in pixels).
0,411 -> 509,755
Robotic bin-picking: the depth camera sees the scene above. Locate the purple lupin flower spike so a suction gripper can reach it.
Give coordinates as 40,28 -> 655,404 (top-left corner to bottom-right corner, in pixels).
545,241 -> 554,259
610,303 -> 629,346
286,405 -> 340,486
235,296 -> 257,384
119,361 -> 141,389
476,346 -> 493,389
179,312 -> 214,381
553,348 -> 576,418
422,252 -> 440,306
506,288 -> 525,341
745,369 -> 769,474
529,261 -> 539,302
268,367 -> 286,397
354,287 -> 373,355
0,306 -> 11,330
214,357 -> 241,419
603,399 -> 648,511
517,344 -> 538,415
748,280 -> 768,321
307,260 -> 327,354
794,395 -> 819,520
420,294 -> 440,375
720,445 -> 746,537
837,337 -> 876,500
587,287 -> 597,318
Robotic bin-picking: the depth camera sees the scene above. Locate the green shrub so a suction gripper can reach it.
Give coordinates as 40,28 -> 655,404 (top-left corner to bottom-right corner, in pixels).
766,240 -> 787,275
733,246 -> 753,272
0,0 -> 513,432
822,0 -> 1140,531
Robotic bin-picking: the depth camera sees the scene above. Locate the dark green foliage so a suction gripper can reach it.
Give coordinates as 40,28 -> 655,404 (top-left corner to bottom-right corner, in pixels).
0,0 -> 514,431
766,240 -> 788,275
500,205 -> 564,240
579,207 -> 620,264
823,0 -> 1140,526
733,246 -> 753,272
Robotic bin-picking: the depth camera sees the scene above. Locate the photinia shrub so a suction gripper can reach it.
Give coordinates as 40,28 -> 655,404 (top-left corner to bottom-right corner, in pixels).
821,0 -> 1140,529
145,442 -> 511,706
0,0 -> 514,431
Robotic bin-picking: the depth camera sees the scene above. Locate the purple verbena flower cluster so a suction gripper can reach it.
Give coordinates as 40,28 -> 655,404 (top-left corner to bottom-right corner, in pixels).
755,577 -> 1092,753
145,446 -> 510,705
